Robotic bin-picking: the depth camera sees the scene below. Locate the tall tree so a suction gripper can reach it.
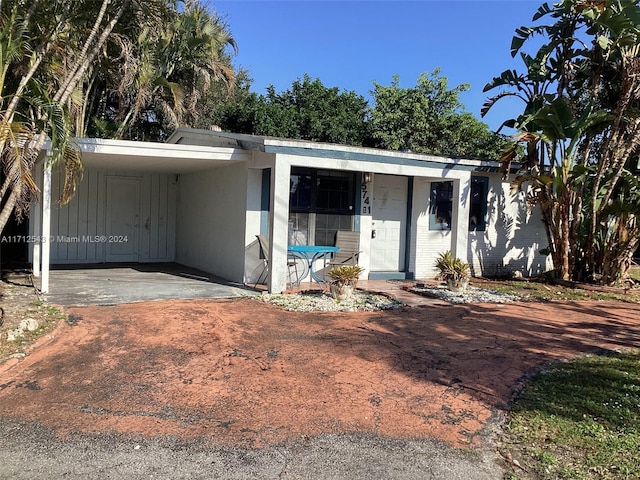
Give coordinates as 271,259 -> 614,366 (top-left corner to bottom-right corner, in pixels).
215,74 -> 371,146
76,0 -> 237,141
483,0 -> 640,284
369,70 -> 509,158
0,0 -> 149,234
0,0 -> 236,237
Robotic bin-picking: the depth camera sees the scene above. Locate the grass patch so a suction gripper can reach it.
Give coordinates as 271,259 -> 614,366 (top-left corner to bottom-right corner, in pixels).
472,277 -> 640,303
501,350 -> 640,479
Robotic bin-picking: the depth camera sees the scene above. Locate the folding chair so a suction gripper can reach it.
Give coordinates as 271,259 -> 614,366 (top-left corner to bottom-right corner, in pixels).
254,235 -> 300,287
329,230 -> 361,267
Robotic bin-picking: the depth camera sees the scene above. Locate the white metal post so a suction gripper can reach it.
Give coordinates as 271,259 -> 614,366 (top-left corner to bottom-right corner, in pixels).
41,160 -> 52,293
31,162 -> 43,277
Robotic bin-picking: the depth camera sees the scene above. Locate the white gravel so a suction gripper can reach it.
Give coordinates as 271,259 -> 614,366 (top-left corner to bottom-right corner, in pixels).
410,284 -> 520,304
258,290 -> 403,312
257,283 -> 520,312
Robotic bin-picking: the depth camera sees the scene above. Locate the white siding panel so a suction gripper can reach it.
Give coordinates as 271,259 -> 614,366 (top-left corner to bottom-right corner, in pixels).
149,173 -> 160,259
49,167 -> 176,263
411,177 -> 455,279
411,174 -> 551,280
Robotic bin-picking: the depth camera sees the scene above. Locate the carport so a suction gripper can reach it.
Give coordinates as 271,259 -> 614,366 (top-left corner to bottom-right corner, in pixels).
30,137 -> 252,294
43,263 -> 257,306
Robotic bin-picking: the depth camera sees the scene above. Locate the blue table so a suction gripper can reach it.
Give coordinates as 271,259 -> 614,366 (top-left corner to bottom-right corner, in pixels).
287,245 -> 340,284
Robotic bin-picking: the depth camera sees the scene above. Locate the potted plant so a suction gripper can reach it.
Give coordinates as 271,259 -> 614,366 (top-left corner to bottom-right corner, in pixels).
434,250 -> 470,292
327,265 -> 364,301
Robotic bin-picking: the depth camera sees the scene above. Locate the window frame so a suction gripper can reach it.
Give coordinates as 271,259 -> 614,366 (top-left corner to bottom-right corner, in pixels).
289,167 -> 357,245
429,181 -> 453,231
469,176 -> 489,232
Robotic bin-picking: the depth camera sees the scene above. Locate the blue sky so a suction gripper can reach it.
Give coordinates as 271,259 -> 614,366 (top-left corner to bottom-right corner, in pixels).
209,0 -> 543,132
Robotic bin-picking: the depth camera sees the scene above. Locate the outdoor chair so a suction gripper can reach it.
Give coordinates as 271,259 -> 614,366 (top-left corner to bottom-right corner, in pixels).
254,234 -> 300,287
329,230 -> 361,267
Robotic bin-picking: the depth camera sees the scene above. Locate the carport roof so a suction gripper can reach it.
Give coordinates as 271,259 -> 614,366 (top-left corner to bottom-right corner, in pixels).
59,137 -> 251,173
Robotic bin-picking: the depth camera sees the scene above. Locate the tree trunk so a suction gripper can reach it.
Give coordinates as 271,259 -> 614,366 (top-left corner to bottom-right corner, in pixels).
0,184 -> 21,235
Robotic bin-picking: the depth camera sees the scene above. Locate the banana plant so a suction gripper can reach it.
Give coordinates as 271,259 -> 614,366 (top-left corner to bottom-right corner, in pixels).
484,0 -> 640,284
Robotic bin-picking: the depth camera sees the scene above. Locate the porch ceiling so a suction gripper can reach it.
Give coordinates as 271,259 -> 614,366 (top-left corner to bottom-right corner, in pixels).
73,138 -> 251,173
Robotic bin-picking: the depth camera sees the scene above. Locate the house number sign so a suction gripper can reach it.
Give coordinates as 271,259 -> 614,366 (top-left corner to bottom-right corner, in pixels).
361,183 -> 371,215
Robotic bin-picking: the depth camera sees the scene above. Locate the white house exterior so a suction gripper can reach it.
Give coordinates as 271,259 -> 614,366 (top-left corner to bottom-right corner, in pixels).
28,129 -> 552,293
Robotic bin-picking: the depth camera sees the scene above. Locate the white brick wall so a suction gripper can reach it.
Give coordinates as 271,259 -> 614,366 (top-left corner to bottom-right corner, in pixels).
412,174 -> 552,279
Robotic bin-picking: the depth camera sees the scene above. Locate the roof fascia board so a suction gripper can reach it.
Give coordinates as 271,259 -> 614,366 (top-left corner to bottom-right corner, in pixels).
264,144 -> 500,173
75,137 -> 247,159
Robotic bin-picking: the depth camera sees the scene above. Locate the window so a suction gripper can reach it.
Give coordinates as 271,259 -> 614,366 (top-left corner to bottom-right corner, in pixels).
430,181 -> 453,230
289,168 -> 356,245
290,172 -> 313,211
469,176 -> 488,231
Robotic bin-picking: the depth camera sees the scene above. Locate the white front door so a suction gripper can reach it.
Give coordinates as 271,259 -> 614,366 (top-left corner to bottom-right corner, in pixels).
105,177 -> 140,262
370,174 -> 407,272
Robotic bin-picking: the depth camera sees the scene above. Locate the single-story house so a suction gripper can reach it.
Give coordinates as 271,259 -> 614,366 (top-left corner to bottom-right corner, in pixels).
26,129 -> 552,293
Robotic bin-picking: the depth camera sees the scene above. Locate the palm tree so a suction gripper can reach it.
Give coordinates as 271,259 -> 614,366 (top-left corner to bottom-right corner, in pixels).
0,0 -> 173,235
73,0 -> 238,141
483,0 -> 640,284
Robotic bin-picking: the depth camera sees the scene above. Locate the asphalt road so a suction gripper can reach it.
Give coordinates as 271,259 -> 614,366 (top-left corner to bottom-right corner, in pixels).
0,419 -> 504,479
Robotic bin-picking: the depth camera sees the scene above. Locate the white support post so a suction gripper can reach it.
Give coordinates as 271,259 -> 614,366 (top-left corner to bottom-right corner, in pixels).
267,158 -> 291,293
41,160 -> 52,293
31,162 -> 43,277
451,175 -> 471,262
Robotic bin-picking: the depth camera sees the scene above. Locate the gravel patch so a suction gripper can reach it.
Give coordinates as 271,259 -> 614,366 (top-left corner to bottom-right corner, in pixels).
258,290 -> 403,312
258,283 -> 519,312
410,285 -> 520,304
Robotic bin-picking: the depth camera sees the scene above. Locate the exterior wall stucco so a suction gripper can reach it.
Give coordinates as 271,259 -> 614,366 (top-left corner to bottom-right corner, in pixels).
175,162 -> 248,282
48,167 -> 177,263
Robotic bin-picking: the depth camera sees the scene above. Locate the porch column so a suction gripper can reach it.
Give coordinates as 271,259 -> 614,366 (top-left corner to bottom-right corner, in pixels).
40,159 -> 52,293
451,175 -> 471,262
267,158 -> 291,293
31,162 -> 43,277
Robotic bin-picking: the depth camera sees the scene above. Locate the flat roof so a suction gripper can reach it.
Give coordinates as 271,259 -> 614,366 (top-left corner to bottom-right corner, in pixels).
167,128 -> 504,173
46,137 -> 251,173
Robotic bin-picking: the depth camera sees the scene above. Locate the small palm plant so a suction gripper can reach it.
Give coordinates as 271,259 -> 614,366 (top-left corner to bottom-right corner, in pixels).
434,251 -> 470,291
327,265 -> 364,301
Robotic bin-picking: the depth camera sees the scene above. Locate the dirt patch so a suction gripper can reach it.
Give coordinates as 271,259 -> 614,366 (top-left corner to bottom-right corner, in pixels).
0,273 -> 65,364
1,297 -> 639,450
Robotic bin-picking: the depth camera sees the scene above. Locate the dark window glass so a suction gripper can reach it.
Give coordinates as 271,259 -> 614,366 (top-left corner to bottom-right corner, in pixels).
469,177 -> 488,231
316,171 -> 354,213
430,181 -> 453,230
289,168 -> 356,245
290,173 -> 313,211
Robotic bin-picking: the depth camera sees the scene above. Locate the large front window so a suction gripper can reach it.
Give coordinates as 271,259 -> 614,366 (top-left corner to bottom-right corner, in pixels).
289,168 -> 356,245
